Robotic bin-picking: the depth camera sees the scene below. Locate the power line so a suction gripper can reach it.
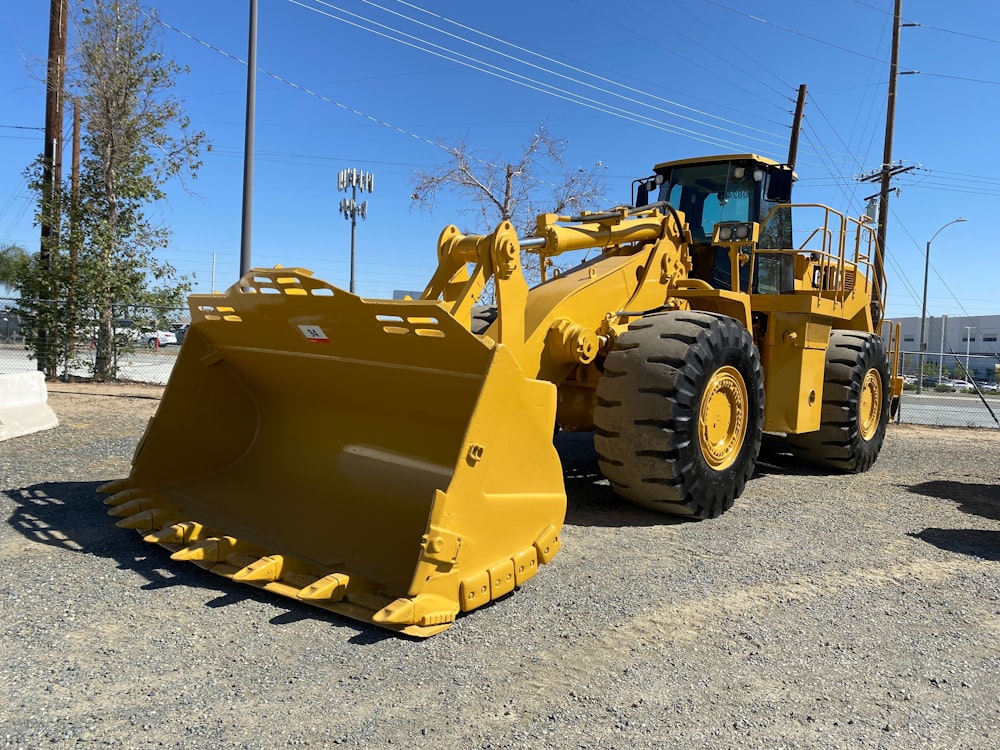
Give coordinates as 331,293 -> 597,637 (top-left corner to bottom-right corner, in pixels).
850,0 -> 1000,45
157,7 -> 784,168
157,14 -> 665,201
912,72 -> 1000,86
288,0 -> 792,153
702,0 -> 904,67
379,0 -> 787,137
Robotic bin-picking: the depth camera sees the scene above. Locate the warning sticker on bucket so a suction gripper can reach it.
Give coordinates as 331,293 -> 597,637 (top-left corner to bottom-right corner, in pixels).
298,324 -> 330,343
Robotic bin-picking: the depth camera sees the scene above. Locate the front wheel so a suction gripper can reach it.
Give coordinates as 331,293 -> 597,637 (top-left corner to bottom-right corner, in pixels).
786,331 -> 890,472
594,311 -> 764,519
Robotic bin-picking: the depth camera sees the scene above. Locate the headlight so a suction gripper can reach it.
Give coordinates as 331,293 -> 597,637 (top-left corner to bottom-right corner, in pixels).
713,222 -> 758,245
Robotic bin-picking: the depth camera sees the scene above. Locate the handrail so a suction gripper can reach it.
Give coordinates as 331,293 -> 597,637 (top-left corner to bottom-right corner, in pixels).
757,203 -> 881,311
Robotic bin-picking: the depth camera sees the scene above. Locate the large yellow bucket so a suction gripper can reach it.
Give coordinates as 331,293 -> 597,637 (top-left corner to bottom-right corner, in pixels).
100,269 -> 565,637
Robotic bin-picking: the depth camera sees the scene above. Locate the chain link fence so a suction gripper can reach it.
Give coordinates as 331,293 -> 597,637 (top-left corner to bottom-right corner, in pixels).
0,297 -> 186,386
894,348 -> 1000,429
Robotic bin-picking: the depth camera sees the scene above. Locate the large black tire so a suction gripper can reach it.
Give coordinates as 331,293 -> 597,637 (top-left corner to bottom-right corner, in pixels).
786,331 -> 890,472
594,311 -> 764,519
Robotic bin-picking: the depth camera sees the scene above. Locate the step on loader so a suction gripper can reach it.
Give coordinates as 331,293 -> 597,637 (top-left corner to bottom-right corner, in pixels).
101,153 -> 903,636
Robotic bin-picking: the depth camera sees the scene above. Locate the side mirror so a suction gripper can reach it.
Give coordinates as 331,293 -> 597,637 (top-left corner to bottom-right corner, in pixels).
635,182 -> 649,207
765,166 -> 793,203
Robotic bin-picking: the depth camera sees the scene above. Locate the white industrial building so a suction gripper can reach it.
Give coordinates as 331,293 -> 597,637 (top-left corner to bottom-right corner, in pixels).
893,314 -> 1000,382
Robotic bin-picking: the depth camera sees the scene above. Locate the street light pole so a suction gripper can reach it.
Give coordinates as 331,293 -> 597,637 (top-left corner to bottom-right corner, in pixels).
917,217 -> 966,393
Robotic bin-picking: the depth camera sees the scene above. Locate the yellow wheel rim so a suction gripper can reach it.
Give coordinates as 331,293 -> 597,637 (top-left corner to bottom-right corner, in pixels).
698,365 -> 748,471
858,368 -> 882,441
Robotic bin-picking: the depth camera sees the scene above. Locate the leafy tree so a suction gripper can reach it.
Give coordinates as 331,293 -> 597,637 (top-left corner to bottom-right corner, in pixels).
410,124 -> 607,285
0,243 -> 30,296
21,0 -> 207,380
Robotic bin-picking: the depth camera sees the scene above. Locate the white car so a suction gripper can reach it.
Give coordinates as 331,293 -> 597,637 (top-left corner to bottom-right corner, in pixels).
114,321 -> 178,348
141,330 -> 178,348
949,380 -> 976,392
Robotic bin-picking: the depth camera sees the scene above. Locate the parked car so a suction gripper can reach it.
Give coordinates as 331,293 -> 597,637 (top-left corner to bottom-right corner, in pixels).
142,330 -> 177,348
114,319 -> 178,348
949,380 -> 976,392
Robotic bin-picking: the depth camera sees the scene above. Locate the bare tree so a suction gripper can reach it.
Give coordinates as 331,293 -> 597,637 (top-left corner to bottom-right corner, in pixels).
410,124 -> 607,284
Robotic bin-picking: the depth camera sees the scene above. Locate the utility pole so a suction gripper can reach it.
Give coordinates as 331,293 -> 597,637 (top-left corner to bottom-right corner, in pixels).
873,0 -> 903,309
39,0 -> 68,376
240,0 -> 258,277
42,0 -> 67,260
338,168 -> 374,294
787,84 -> 807,169
859,0 -> 920,322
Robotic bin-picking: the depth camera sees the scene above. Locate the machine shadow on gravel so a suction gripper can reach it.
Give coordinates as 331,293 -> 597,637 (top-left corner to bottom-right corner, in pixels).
2,480 -> 394,644
906,479 -> 1000,522
910,528 -> 1000,562
906,480 -> 1000,562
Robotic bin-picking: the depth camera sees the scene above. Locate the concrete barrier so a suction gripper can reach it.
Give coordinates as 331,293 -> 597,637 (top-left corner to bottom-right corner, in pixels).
0,371 -> 59,442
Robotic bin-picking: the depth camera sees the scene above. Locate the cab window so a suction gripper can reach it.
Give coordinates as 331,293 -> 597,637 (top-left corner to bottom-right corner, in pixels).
658,163 -> 754,242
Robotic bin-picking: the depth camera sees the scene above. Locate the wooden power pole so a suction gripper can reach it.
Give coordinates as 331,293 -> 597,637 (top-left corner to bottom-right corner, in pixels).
873,0 -> 903,313
39,0 -> 68,375
787,84 -> 808,170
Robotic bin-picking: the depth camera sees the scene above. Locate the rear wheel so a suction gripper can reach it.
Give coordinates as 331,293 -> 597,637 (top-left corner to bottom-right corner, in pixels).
786,331 -> 890,472
594,311 -> 764,519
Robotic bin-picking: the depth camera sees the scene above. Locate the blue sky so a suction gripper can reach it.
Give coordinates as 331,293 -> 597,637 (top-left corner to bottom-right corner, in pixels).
2,0 -> 998,323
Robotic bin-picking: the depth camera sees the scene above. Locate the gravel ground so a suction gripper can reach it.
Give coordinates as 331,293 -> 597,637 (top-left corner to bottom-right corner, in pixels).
1,383 -> 998,749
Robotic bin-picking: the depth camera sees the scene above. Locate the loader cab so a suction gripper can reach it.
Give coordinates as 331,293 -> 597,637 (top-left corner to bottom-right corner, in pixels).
634,154 -> 794,291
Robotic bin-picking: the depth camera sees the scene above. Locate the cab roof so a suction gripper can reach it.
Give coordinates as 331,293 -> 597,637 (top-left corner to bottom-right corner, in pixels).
651,153 -> 782,172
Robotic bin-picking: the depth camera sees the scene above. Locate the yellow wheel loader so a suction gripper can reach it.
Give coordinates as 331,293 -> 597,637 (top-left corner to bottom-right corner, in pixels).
101,153 -> 903,636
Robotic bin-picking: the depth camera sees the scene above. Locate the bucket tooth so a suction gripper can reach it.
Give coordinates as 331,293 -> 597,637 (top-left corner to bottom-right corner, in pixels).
489,559 -> 516,599
533,524 -> 562,564
170,536 -> 238,563
98,479 -> 133,495
143,521 -> 204,546
512,546 -> 539,585
297,573 -> 350,602
103,488 -> 145,507
232,555 -> 284,583
115,509 -> 169,532
372,594 -> 458,628
107,496 -> 154,518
